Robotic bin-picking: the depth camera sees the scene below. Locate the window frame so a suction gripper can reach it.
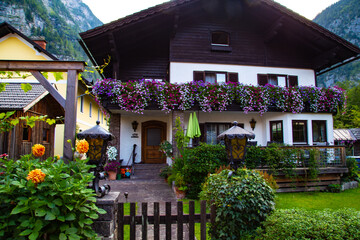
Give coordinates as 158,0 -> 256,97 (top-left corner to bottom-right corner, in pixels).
22,125 -> 32,142
80,96 -> 84,113
211,31 -> 230,46
89,102 -> 92,118
292,120 -> 308,145
312,120 -> 327,143
193,71 -> 238,83
270,120 -> 283,143
42,128 -> 50,143
257,74 -> 298,87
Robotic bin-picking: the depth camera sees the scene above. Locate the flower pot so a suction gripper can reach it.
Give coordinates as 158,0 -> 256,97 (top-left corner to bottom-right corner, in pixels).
174,187 -> 186,199
107,171 -> 117,180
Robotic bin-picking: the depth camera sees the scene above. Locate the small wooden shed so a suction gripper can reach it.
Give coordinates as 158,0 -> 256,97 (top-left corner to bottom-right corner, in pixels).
0,83 -> 64,159
334,128 -> 360,156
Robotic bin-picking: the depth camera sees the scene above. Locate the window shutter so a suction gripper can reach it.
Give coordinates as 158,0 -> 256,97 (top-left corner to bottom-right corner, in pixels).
288,75 -> 298,87
193,71 -> 204,82
227,72 -> 239,83
257,74 -> 268,86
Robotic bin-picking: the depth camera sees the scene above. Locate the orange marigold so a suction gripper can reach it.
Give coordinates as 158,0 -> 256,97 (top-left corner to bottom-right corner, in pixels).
76,139 -> 89,154
27,169 -> 46,184
32,144 -> 45,157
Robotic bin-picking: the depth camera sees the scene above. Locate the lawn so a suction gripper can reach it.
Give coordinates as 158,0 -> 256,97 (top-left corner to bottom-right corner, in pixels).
275,187 -> 360,210
120,187 -> 360,239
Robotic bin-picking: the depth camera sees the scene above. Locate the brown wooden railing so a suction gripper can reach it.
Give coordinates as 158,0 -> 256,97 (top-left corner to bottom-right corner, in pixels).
258,145 -> 347,168
117,200 -> 215,240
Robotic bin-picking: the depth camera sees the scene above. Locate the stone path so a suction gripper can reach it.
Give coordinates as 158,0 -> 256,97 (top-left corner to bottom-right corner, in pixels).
100,164 -> 191,239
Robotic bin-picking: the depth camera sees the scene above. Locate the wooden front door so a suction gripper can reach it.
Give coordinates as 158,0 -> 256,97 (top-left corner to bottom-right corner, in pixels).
142,121 -> 167,164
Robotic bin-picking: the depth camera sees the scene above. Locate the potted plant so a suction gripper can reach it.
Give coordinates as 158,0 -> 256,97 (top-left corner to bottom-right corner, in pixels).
104,161 -> 121,180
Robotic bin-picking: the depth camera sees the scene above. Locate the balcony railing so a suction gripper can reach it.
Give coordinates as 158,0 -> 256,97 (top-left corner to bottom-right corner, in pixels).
93,79 -> 346,115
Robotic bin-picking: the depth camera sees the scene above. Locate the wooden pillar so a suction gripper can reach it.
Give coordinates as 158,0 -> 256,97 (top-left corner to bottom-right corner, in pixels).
109,113 -> 121,161
172,110 -> 184,158
63,70 -> 78,161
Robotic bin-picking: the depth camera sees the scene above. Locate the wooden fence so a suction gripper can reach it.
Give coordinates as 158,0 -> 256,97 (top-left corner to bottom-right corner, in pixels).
117,200 -> 215,240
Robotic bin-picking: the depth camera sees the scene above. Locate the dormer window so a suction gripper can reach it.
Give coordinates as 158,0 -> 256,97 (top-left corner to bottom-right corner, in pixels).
211,31 -> 230,46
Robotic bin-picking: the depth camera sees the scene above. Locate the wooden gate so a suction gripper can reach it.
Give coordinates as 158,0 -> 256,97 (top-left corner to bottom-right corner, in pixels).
118,200 -> 215,240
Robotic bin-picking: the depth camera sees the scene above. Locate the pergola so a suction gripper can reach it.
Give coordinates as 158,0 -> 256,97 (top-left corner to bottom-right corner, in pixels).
0,60 -> 85,161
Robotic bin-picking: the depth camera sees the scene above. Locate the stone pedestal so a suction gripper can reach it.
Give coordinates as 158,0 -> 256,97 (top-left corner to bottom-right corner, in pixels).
93,192 -> 121,240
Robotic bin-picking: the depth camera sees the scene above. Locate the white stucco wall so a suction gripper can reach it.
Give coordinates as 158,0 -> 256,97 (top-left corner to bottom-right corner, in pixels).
119,112 -> 173,165
117,110 -> 334,165
170,62 -> 316,86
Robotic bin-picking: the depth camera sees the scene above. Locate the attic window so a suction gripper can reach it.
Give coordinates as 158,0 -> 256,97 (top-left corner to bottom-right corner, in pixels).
211,31 -> 230,46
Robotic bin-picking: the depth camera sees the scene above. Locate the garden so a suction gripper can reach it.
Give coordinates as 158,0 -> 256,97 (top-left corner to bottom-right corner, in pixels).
156,118 -> 360,239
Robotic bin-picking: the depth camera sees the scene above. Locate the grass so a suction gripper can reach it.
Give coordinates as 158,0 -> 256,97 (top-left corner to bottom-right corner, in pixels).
275,187 -> 360,210
120,187 -> 360,239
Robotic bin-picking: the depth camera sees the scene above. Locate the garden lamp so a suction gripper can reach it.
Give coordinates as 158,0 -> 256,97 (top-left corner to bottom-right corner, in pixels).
217,121 -> 255,170
77,120 -> 114,197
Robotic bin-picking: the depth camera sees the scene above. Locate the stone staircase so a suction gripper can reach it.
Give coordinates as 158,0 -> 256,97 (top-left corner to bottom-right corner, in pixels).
130,163 -> 167,181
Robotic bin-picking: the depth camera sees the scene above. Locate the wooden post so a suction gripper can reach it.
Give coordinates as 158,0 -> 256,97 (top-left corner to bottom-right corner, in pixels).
63,69 -> 78,161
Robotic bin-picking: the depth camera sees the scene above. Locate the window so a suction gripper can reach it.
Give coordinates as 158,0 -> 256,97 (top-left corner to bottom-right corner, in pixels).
22,126 -> 32,142
195,122 -> 244,145
312,120 -> 327,143
101,112 -> 103,124
97,109 -> 100,121
258,74 -> 298,87
193,71 -> 238,83
80,96 -> 84,113
42,129 -> 50,142
292,120 -> 307,144
270,121 -> 283,143
89,102 -> 92,118
211,31 -> 230,46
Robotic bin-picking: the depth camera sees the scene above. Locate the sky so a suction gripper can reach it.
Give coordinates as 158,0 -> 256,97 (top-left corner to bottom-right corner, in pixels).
82,0 -> 340,24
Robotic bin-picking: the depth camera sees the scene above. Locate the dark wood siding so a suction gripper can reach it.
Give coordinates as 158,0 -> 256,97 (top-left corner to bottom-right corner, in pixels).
0,97 -> 59,160
169,5 -> 313,69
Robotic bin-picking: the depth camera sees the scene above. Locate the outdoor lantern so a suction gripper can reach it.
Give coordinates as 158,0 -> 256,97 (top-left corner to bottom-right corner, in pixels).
217,121 -> 255,170
132,121 -> 139,132
77,120 -> 114,197
249,118 -> 257,131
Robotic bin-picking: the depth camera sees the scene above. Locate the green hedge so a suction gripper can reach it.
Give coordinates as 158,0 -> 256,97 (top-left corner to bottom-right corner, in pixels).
257,208 -> 360,240
182,143 -> 227,199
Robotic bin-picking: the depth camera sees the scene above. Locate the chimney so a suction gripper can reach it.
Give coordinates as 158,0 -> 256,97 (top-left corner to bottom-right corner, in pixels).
32,36 -> 47,50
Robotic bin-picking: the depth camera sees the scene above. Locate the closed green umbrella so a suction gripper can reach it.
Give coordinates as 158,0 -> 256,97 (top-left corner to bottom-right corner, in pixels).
186,113 -> 194,138
192,112 -> 201,138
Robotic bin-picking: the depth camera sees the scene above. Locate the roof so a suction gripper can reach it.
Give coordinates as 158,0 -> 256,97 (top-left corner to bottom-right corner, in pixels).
0,83 -> 48,111
80,0 -> 360,74
333,129 -> 360,141
0,22 -> 58,60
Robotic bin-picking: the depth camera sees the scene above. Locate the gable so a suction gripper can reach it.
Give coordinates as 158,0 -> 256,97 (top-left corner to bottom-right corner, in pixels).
0,34 -> 52,60
80,0 -> 360,79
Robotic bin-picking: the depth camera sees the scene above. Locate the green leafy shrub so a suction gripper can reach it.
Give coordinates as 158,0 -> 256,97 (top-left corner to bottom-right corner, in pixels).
327,184 -> 341,193
257,208 -> 360,240
342,158 -> 360,182
200,169 -> 275,239
0,154 -> 105,240
182,143 -> 227,199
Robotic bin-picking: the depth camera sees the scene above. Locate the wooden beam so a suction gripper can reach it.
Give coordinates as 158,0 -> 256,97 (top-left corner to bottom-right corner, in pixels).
109,32 -> 120,79
0,60 -> 85,72
63,69 -> 79,162
30,71 -> 66,108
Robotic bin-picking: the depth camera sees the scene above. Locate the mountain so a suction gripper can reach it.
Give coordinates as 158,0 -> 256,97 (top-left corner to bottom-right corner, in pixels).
0,0 -> 102,61
313,0 -> 360,87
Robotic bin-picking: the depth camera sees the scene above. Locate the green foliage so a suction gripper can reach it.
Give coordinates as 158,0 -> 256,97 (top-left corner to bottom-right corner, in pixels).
0,111 -> 16,133
173,117 -> 189,158
182,143 -> 227,199
159,140 -> 173,159
0,82 -> 8,92
307,149 -> 320,179
342,157 -> 360,182
20,83 -> 32,93
0,154 -> 104,239
327,184 -> 341,193
257,208 -> 360,240
245,144 -> 298,178
200,169 -> 275,239
159,165 -> 173,179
